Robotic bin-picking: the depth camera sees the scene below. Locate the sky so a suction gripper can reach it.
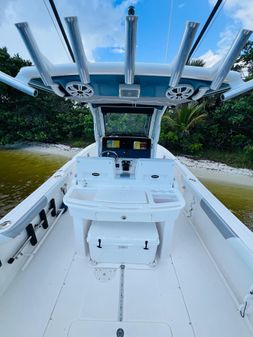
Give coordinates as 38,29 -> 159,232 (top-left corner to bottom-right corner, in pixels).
0,0 -> 253,68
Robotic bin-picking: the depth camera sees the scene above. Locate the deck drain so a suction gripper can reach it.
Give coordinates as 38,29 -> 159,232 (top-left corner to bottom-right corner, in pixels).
94,268 -> 117,282
116,328 -> 124,337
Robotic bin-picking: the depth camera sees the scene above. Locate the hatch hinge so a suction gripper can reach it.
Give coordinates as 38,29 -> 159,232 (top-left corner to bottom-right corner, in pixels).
185,197 -> 196,218
239,285 -> 253,318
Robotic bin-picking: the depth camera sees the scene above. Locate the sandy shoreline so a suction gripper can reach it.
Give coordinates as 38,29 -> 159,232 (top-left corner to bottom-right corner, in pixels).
178,156 -> 253,187
1,142 -> 81,158
2,142 -> 253,187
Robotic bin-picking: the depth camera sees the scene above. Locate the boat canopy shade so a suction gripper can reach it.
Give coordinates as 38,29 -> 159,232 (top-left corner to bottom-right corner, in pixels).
1,6 -> 253,104
27,71 -> 230,107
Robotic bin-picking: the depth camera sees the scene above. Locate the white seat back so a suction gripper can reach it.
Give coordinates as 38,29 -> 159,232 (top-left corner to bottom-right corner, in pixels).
76,157 -> 115,185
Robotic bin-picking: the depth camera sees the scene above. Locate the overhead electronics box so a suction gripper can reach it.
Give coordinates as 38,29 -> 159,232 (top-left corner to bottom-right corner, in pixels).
119,84 -> 140,98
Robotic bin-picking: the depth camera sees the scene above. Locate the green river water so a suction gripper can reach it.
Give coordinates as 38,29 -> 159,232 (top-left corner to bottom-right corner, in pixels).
0,149 -> 252,230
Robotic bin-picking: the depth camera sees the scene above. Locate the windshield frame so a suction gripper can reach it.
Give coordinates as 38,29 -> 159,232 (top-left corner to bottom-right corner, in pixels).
101,106 -> 153,137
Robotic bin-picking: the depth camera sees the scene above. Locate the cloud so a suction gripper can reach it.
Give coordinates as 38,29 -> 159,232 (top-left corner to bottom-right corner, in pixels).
199,50 -> 222,67
0,0 -> 138,64
178,2 -> 186,9
112,47 -> 125,54
209,0 -> 253,29
223,0 -> 253,29
199,26 -> 237,67
202,1 -> 253,68
0,0 -> 16,25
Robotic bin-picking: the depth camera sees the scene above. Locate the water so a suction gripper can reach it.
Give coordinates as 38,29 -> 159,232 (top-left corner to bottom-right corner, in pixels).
0,149 -> 67,218
200,179 -> 253,231
0,149 -> 252,230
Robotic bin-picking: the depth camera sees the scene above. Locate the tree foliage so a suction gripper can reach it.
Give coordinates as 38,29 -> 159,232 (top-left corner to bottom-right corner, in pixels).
187,59 -> 205,67
233,41 -> 253,79
160,103 -> 206,154
0,47 -> 253,165
0,47 -> 94,145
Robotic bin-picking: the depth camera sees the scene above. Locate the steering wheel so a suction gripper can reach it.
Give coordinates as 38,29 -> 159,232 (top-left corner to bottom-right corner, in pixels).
101,150 -> 118,159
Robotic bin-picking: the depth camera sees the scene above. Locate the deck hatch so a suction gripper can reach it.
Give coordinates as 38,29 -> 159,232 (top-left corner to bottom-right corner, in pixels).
200,198 -> 238,239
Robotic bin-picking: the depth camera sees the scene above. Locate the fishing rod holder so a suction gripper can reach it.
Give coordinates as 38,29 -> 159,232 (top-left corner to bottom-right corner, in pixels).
15,22 -> 65,97
211,29 -> 252,91
124,7 -> 138,85
169,21 -> 199,88
0,71 -> 37,97
65,16 -> 90,84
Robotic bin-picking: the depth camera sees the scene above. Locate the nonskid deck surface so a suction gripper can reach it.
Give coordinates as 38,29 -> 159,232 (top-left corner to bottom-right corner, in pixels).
0,212 -> 251,337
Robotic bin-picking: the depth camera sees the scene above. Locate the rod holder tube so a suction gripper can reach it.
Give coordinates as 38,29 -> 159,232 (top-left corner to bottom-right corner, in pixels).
15,22 -> 54,87
125,14 -> 138,85
211,29 -> 252,91
222,79 -> 253,101
65,16 -> 90,84
169,21 -> 199,88
0,71 -> 38,97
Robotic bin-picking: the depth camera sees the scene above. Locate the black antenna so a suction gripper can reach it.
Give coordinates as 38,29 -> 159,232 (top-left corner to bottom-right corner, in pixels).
48,0 -> 75,62
187,0 -> 224,63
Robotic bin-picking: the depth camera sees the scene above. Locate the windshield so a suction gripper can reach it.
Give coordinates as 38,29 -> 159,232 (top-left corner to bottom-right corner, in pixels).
103,112 -> 151,137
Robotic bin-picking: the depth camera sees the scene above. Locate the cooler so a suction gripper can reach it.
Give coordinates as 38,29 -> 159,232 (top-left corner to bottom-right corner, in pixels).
87,221 -> 159,265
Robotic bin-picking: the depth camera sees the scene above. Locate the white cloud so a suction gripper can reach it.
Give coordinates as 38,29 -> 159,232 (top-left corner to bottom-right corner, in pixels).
223,0 -> 253,29
209,0 -> 253,29
199,50 -> 222,67
112,47 -> 125,54
0,0 -> 137,64
201,0 -> 253,67
200,26 -> 237,67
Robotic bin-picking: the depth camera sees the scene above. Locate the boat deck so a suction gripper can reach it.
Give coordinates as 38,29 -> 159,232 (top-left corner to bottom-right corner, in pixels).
0,211 -> 251,337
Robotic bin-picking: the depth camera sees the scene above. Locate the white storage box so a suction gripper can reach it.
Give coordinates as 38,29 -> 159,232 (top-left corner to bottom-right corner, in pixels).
87,221 -> 159,265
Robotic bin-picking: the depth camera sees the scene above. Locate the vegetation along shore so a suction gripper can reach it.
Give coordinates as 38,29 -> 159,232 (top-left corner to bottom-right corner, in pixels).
1,45 -> 253,169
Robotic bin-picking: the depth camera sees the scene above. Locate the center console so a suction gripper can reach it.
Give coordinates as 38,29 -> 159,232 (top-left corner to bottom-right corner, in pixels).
64,156 -> 185,265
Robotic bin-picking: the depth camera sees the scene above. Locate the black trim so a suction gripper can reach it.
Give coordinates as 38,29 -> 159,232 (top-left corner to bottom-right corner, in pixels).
60,202 -> 68,214
49,199 -> 57,217
40,209 -> 49,229
48,0 -> 75,62
187,0 -> 224,63
26,223 -> 38,246
101,106 -> 154,115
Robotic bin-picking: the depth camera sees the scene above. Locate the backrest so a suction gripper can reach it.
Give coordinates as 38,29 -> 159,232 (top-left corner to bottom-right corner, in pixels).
135,159 -> 175,187
76,157 -> 115,185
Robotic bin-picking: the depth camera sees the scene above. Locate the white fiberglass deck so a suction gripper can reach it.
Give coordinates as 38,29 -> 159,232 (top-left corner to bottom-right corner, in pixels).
0,211 -> 251,337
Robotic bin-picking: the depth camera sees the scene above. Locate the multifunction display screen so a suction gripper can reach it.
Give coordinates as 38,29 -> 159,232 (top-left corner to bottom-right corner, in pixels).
106,140 -> 120,149
133,141 -> 148,150
102,137 -> 151,158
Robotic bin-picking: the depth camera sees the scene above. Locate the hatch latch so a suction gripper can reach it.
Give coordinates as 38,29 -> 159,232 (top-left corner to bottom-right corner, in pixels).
144,240 -> 149,250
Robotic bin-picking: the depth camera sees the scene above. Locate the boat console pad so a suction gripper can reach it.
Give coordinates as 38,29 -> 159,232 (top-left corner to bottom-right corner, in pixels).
102,136 -> 151,158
